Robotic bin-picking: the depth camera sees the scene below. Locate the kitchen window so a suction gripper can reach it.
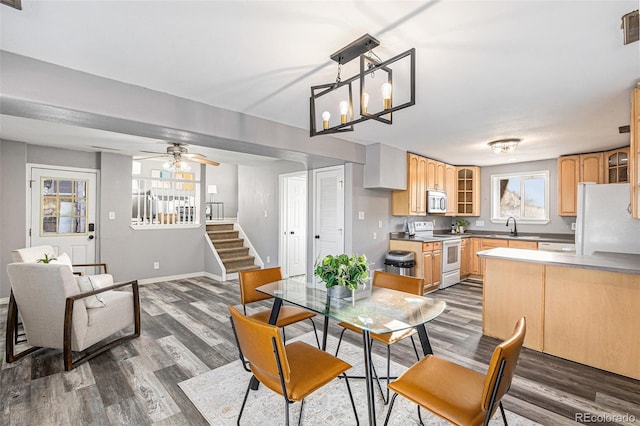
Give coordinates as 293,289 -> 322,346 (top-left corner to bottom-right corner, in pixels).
491,170 -> 549,224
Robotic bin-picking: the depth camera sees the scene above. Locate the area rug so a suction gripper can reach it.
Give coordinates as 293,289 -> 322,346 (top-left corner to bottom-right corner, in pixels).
179,333 -> 539,425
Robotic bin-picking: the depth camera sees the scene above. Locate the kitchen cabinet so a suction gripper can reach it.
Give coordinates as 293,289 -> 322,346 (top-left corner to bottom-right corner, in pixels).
444,164 -> 456,215
508,240 -> 538,250
558,151 -> 608,216
480,238 -> 509,276
631,87 -> 639,219
604,147 -> 629,184
580,152 -> 604,184
456,166 -> 480,216
426,159 -> 446,191
422,241 -> 442,293
469,237 -> 482,275
392,153 -> 427,215
460,238 -> 470,278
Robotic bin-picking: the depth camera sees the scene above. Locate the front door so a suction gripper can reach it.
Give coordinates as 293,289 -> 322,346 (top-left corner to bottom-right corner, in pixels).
29,166 -> 98,271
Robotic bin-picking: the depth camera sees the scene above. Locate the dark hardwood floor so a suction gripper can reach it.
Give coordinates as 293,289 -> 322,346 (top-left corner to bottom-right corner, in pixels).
1,277 -> 639,425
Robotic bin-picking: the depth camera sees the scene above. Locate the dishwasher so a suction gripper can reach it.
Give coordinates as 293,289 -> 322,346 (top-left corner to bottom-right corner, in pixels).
538,242 -> 576,253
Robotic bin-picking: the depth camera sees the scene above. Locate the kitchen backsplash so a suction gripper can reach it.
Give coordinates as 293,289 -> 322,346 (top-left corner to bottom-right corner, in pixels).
390,215 -> 454,232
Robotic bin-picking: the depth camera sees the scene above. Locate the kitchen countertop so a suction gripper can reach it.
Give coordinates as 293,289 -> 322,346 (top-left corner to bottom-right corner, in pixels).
389,231 -> 575,244
477,247 -> 640,274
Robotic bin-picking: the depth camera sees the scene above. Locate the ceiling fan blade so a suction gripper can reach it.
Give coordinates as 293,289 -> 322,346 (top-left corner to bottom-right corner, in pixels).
191,157 -> 220,166
184,152 -> 205,159
134,154 -> 167,160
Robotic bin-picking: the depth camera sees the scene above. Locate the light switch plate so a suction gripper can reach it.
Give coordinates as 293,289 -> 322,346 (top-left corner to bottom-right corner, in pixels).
108,211 -> 116,220
571,222 -> 576,230
358,211 -> 365,220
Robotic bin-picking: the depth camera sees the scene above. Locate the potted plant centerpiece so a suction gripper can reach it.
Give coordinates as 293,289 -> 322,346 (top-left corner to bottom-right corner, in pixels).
455,219 -> 470,234
314,253 -> 370,299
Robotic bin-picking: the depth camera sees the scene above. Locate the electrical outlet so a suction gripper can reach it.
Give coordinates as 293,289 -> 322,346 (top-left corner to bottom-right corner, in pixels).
264,210 -> 268,218
378,220 -> 383,229
266,256 -> 270,264
571,222 -> 576,230
475,220 -> 485,227
373,232 -> 377,240
153,261 -> 159,270
358,211 -> 365,220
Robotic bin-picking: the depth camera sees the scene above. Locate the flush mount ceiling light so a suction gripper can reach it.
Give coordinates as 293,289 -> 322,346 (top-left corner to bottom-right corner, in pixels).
488,138 -> 522,154
310,34 -> 415,137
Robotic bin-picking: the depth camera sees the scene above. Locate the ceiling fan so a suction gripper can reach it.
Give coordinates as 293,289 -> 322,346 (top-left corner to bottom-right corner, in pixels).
136,142 -> 220,169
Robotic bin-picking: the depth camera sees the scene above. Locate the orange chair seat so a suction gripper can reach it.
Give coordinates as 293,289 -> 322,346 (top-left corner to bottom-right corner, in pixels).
338,321 -> 416,345
253,341 -> 351,402
250,306 -> 315,327
388,355 -> 488,426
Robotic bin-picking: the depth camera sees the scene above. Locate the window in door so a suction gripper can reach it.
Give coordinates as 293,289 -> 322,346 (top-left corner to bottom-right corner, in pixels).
40,178 -> 88,235
491,171 -> 549,224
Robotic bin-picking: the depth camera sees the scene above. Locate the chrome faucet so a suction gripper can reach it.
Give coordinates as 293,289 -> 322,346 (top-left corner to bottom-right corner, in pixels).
506,216 -> 518,236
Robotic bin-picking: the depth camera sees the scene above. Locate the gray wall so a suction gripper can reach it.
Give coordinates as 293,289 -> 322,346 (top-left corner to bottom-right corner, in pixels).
465,158 -> 574,235
206,163 -> 238,219
237,160 -> 306,268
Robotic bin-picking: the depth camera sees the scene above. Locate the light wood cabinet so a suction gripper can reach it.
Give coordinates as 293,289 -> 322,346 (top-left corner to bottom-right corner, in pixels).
469,237 -> 482,275
444,164 -> 456,215
508,240 -> 538,250
557,155 -> 580,216
435,161 -> 445,191
604,147 -> 629,183
426,159 -> 436,190
631,87 -> 639,219
426,159 -> 446,191
456,166 -> 480,216
460,238 -> 470,278
422,241 -> 442,293
580,152 -> 604,184
480,238 -> 509,276
392,153 -> 427,215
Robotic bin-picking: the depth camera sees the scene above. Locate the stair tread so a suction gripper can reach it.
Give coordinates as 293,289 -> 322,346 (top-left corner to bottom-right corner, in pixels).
226,265 -> 261,273
223,255 -> 255,262
217,247 -> 249,252
212,238 -> 244,243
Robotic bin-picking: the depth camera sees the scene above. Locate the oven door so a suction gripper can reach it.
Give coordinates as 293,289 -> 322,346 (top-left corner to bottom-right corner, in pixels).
442,238 -> 461,273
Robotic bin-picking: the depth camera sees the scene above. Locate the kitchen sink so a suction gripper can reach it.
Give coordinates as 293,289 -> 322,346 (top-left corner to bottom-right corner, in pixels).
484,234 -> 541,239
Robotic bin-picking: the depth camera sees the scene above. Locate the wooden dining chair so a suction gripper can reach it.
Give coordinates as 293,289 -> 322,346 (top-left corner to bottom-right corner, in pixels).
228,305 -> 359,426
383,317 -> 527,426
239,267 -> 319,347
334,270 -> 424,403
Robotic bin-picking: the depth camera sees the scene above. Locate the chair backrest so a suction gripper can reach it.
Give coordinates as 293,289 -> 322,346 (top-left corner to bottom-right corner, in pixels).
11,245 -> 57,263
372,270 -> 424,296
239,267 -> 283,305
6,262 -> 89,350
481,317 -> 527,412
228,305 -> 291,384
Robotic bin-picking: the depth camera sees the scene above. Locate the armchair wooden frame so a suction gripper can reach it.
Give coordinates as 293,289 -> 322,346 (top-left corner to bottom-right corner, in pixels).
6,280 -> 141,371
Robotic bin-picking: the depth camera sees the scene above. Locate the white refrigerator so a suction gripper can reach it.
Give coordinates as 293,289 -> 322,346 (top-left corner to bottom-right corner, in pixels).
575,183 -> 640,255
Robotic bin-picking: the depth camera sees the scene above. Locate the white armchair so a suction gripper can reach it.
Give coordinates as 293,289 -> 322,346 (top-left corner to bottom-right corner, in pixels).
5,262 -> 140,371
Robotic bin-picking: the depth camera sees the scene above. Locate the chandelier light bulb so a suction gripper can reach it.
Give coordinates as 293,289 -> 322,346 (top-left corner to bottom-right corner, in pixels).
339,101 -> 349,124
362,92 -> 370,113
322,111 -> 331,130
381,82 -> 392,109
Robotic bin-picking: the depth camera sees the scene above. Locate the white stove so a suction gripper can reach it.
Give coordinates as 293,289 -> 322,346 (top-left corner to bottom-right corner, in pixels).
412,222 -> 461,289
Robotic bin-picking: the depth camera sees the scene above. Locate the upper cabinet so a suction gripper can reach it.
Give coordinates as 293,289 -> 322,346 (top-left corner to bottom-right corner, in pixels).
558,148 -> 630,216
392,153 -> 427,215
631,87 -> 639,219
604,147 -> 629,184
392,154 -> 461,216
456,166 -> 480,216
445,164 -> 456,215
580,152 -> 604,184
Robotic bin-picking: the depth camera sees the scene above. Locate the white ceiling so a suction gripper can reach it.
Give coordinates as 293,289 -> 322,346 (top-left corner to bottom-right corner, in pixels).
1,0 -> 638,166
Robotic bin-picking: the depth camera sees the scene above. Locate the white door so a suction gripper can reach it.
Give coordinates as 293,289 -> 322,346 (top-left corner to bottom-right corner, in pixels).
29,166 -> 98,272
313,166 -> 345,286
281,173 -> 307,277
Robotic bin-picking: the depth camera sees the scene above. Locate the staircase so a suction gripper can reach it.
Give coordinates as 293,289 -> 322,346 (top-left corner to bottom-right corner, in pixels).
206,223 -> 260,274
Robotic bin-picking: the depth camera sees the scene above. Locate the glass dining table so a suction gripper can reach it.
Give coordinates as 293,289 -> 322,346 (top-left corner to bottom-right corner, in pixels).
256,277 -> 447,426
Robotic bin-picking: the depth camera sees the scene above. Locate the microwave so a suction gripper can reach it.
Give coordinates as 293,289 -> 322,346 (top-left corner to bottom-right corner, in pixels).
427,190 -> 447,214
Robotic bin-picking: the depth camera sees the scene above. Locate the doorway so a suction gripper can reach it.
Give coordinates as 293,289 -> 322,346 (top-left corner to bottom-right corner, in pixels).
28,165 -> 98,271
279,171 -> 307,277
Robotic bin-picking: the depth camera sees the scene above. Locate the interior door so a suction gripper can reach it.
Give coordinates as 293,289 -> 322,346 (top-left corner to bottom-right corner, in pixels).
284,173 -> 307,276
29,166 -> 97,272
313,166 -> 345,286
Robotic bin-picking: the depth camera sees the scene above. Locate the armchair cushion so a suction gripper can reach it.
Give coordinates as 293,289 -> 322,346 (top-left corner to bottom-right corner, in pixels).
11,245 -> 57,263
76,275 -> 108,308
50,252 -> 72,267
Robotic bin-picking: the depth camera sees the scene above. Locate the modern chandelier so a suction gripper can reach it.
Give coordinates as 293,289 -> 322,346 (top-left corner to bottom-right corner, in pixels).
310,34 -> 415,137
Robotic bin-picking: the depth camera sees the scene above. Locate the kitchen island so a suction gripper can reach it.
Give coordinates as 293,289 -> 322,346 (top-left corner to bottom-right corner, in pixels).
478,248 -> 640,380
